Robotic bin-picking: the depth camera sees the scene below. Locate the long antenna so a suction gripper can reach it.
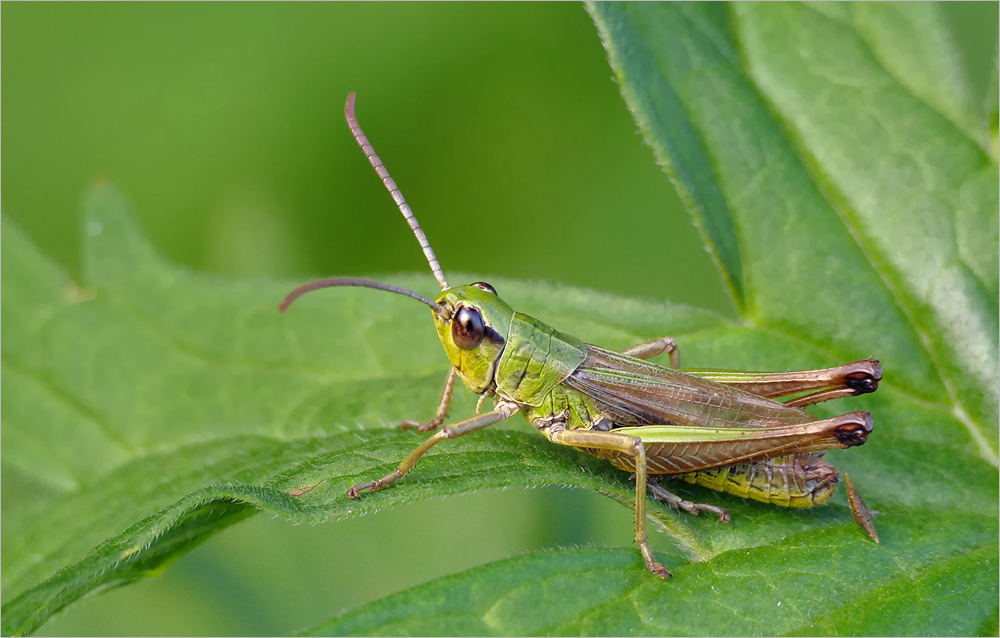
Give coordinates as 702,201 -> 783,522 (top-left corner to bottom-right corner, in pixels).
345,92 -> 450,291
279,277 -> 444,314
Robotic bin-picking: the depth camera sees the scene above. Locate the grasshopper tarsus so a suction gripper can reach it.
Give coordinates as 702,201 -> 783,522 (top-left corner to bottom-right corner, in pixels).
350,408 -> 516,501
399,418 -> 444,433
345,483 -> 373,499
646,477 -> 731,522
649,562 -> 672,579
347,475 -> 399,498
673,502 -> 732,523
639,546 -> 672,578
348,468 -> 407,498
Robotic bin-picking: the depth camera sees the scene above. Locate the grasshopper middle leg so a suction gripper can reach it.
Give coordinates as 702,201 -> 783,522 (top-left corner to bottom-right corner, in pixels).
645,476 -> 730,522
542,426 -> 671,578
621,336 -> 679,368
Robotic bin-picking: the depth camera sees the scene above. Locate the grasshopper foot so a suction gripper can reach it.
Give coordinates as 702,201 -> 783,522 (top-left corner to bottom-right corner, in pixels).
645,477 -> 731,522
670,497 -> 730,523
347,471 -> 401,498
399,417 -> 444,432
346,481 -> 378,498
693,503 -> 731,523
638,542 -> 673,578
647,559 -> 672,579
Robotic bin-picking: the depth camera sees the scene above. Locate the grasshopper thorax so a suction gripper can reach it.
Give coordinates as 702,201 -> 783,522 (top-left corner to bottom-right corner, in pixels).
433,283 -> 513,394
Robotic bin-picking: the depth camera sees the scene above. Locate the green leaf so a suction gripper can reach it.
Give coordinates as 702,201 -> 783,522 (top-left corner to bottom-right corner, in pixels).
2,2 -> 998,636
304,538 -> 999,637
3,184 -> 729,635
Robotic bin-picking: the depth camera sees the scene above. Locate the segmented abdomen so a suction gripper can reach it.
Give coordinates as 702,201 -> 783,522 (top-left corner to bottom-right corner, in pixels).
674,453 -> 838,508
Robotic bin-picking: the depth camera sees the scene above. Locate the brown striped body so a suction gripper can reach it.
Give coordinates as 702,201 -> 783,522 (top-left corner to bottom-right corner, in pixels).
520,345 -> 870,508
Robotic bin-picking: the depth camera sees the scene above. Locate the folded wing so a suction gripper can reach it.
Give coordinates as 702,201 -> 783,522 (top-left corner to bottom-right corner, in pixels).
564,345 -> 815,429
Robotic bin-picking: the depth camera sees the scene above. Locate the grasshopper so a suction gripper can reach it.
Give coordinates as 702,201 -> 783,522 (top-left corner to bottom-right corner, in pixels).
281,93 -> 882,578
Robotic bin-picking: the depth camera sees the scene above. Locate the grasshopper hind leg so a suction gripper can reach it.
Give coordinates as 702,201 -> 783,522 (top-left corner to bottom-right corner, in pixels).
844,474 -> 880,543
542,426 -> 672,578
644,476 -> 731,522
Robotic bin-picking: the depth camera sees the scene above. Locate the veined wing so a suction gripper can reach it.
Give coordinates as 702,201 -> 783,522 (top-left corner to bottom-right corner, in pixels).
564,345 -> 815,428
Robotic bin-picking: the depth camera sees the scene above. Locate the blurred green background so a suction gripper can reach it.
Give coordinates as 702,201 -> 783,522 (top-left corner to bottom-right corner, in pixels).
3,3 -> 996,635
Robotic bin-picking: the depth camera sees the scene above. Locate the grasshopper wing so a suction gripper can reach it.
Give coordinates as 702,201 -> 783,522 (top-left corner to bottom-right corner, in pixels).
565,345 -> 815,429
565,346 -> 872,473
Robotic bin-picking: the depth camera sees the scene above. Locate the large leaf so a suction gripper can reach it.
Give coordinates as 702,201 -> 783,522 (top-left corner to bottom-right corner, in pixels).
3,185 -> 729,635
2,2 -> 997,636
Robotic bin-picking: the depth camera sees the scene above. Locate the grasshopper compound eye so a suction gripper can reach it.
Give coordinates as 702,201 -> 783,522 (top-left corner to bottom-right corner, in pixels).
452,306 -> 485,350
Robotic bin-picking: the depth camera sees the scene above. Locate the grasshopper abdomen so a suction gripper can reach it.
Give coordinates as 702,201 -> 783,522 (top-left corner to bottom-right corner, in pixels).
675,453 -> 840,508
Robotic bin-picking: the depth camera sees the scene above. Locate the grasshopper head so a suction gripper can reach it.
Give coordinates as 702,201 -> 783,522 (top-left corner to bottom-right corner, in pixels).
433,282 -> 513,393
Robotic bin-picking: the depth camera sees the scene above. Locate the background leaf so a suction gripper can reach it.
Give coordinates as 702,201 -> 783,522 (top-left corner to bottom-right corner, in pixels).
2,2 -> 998,636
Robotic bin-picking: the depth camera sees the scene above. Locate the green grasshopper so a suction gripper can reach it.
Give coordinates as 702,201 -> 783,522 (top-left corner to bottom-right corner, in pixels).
281,93 -> 882,578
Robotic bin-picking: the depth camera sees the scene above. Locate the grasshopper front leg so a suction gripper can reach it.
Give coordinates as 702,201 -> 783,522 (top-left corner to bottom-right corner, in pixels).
542,426 -> 671,578
400,367 -> 458,432
349,400 -> 518,497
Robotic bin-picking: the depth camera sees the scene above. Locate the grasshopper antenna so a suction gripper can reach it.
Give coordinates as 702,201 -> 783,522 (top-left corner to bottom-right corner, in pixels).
345,92 -> 450,291
279,277 -> 446,315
